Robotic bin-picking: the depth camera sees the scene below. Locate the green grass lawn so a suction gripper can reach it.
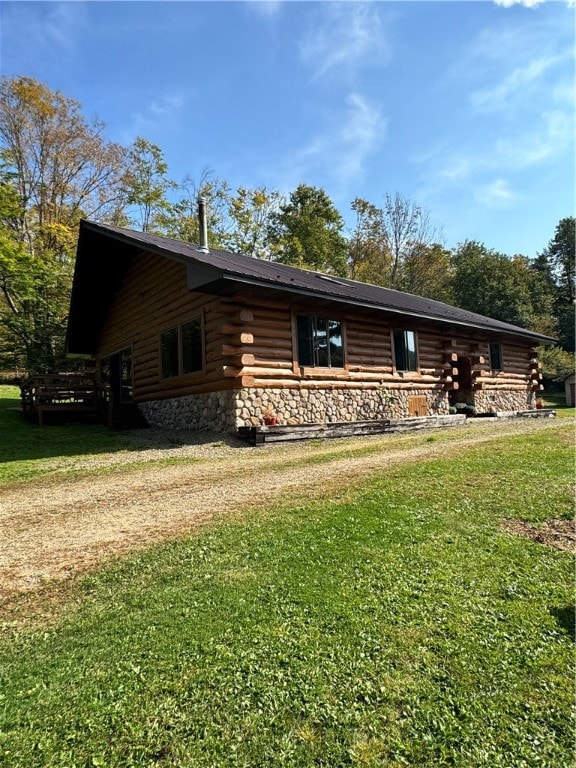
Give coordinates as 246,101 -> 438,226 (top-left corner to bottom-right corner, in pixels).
0,387 -> 574,767
0,385 -> 128,484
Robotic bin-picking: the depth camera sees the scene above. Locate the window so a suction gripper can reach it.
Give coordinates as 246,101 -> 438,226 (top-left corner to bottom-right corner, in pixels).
296,314 -> 344,368
161,317 -> 203,379
393,329 -> 418,371
182,318 -> 203,374
489,341 -> 503,371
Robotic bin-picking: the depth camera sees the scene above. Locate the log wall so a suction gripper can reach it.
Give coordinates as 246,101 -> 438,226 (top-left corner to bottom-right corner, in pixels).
95,257 -> 540,427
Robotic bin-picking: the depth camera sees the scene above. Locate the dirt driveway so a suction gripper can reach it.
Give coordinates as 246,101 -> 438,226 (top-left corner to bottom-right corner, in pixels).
0,418 -> 570,604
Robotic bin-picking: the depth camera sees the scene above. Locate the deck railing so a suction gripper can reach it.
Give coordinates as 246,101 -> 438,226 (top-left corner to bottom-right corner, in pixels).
20,373 -> 101,425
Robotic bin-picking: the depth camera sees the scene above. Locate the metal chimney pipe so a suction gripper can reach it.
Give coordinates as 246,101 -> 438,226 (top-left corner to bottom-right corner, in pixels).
197,197 -> 209,253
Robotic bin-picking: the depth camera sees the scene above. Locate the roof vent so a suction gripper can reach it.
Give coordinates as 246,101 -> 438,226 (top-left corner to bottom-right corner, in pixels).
197,197 -> 209,253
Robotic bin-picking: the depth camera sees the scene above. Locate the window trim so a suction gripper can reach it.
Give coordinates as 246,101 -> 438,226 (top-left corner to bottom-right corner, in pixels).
392,328 -> 419,373
294,312 -> 346,370
160,314 -> 205,380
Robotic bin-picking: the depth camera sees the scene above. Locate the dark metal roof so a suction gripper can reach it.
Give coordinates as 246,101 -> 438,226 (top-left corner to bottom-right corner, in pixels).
67,219 -> 556,353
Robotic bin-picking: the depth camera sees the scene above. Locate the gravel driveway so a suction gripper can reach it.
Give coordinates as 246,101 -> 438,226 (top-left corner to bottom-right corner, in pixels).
0,418 -> 567,604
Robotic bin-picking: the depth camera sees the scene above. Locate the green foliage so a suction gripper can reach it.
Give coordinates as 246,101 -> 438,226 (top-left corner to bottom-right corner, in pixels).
451,241 -> 556,334
348,197 -> 391,284
158,174 -> 232,250
399,242 -> 454,302
0,73 -> 571,378
223,186 -> 282,258
537,345 -> 575,385
538,217 -> 575,351
541,216 -> 575,305
348,193 -> 450,301
123,137 -> 177,233
0,417 -> 573,766
267,184 -> 349,276
0,76 -> 126,373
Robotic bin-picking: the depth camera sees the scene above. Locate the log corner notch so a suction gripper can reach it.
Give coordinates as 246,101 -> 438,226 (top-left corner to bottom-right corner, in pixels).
442,347 -> 459,390
528,355 -> 543,390
220,304 -> 255,380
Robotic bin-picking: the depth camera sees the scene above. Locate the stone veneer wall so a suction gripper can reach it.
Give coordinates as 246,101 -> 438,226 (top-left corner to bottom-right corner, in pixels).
234,387 -> 450,427
137,385 -> 536,432
474,389 -> 535,413
139,391 -> 236,432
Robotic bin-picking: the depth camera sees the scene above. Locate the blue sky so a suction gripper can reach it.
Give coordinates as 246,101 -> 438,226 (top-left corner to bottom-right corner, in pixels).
1,0 -> 574,258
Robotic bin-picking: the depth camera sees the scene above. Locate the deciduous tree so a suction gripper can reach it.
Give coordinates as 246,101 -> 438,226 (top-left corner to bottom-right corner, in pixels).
451,241 -> 556,336
223,186 -> 282,258
381,192 -> 442,290
348,197 -> 391,285
348,193 -> 446,298
0,76 -> 127,373
538,217 -> 575,351
266,184 -> 348,276
123,137 -> 176,233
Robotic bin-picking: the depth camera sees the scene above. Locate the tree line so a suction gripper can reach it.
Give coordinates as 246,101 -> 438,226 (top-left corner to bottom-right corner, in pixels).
1,76 -> 573,383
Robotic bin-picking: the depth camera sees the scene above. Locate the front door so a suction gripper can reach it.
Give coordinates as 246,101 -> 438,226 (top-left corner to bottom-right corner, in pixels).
101,347 -> 133,404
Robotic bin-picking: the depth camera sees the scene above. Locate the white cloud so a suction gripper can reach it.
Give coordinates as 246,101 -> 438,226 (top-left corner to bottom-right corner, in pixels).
299,93 -> 386,185
420,9 -> 575,214
495,109 -> 574,168
245,1 -> 283,19
474,178 -> 516,207
470,55 -> 561,112
300,3 -> 390,80
421,101 -> 573,191
129,95 -> 186,140
493,0 -> 545,7
271,92 -> 386,197
2,1 -> 88,64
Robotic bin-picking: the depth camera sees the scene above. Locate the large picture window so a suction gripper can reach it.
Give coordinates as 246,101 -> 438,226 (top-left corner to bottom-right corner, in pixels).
393,329 -> 418,371
296,314 -> 344,368
161,317 -> 203,379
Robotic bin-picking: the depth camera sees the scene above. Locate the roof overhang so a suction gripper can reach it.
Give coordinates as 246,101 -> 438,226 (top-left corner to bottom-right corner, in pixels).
67,220 -> 557,355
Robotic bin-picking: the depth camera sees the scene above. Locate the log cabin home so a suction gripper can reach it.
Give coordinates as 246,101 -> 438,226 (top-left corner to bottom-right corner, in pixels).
66,215 -> 554,435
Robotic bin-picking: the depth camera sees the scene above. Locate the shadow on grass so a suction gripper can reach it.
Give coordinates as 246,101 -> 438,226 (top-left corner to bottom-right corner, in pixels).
0,396 -> 128,463
550,606 -> 576,642
0,394 -> 246,465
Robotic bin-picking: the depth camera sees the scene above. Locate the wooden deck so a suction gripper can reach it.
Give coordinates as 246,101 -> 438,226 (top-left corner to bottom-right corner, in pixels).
20,373 -> 101,426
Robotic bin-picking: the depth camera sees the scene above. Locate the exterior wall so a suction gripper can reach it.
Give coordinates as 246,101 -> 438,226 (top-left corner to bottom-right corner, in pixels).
96,251 -> 236,401
139,390 -> 236,432
233,385 -> 449,427
474,389 -> 535,413
135,386 -> 449,432
134,381 -> 536,433
93,257 -> 542,431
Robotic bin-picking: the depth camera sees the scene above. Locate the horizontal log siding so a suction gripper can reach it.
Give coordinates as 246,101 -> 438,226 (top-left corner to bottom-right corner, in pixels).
95,261 -> 538,407
238,299 -> 298,384
482,340 -> 538,391
346,318 -> 393,373
96,252 -> 230,401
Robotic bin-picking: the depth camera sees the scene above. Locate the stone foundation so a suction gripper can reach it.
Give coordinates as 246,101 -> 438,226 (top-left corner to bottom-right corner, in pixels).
474,389 -> 535,414
137,385 -> 537,432
234,386 -> 450,427
138,391 -> 236,432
